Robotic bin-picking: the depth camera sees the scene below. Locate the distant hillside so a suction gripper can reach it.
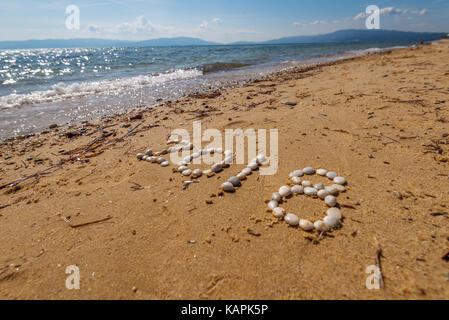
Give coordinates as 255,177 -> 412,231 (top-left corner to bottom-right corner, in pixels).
0,30 -> 445,49
264,29 -> 444,44
0,37 -> 218,49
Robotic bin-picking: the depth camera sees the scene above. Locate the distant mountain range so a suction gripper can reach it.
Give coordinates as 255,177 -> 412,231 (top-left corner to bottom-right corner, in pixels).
0,29 -> 445,49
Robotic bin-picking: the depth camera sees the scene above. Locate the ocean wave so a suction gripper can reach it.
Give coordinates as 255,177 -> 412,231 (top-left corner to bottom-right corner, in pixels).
201,62 -> 250,73
0,68 -> 202,109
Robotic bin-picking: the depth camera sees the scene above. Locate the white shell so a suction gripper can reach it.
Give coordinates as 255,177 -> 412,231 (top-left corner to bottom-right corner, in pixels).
304,187 -> 318,196
268,200 -> 278,210
291,185 -> 304,194
182,169 -> 192,176
142,155 -> 148,161
157,157 -> 165,164
272,207 -> 286,218
136,153 -> 145,160
332,184 -> 346,192
203,169 -> 212,175
145,156 -> 154,162
314,183 -> 324,190
145,149 -> 153,156
327,207 -> 342,219
303,167 -> 315,175
279,186 -> 291,197
324,195 -> 337,207
326,171 -> 338,180
191,152 -> 201,159
314,220 -> 328,232
325,186 -> 339,196
221,182 -> 235,192
316,168 -> 327,176
228,176 -> 241,187
247,162 -> 259,170
301,180 -> 312,187
323,216 -> 339,228
299,219 -> 314,231
224,156 -> 233,164
211,163 -> 223,173
160,161 -> 169,167
237,172 -> 247,180
291,176 -> 302,184
272,192 -> 282,202
284,213 -> 299,226
178,165 -> 188,172
317,189 -> 330,199
256,154 -> 266,164
333,176 -> 347,185
289,170 -> 304,177
192,169 -> 203,178
177,161 -> 187,166
241,168 -> 252,175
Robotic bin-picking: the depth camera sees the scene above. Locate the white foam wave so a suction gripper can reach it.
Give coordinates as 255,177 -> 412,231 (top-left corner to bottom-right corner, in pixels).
0,68 -> 202,109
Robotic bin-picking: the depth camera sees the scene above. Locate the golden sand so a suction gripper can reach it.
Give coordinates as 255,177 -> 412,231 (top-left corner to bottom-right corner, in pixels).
0,41 -> 448,299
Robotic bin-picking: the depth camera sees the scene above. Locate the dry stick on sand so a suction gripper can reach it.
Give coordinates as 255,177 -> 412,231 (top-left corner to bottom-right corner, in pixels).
58,214 -> 112,229
0,121 -> 146,192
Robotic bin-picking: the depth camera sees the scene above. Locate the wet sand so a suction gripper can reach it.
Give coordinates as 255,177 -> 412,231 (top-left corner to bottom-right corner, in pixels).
0,40 -> 448,299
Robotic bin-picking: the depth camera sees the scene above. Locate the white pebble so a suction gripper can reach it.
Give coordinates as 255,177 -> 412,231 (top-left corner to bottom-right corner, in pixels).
304,187 -> 318,196
325,186 -> 339,196
203,169 -> 212,175
332,184 -> 346,192
221,182 -> 235,192
291,185 -> 304,194
136,153 -> 145,160
145,156 -> 155,162
145,149 -> 153,156
160,161 -> 169,167
228,176 -> 241,187
279,186 -> 291,197
268,200 -> 278,210
317,189 -> 330,199
289,170 -> 304,177
182,169 -> 192,176
299,219 -> 314,231
314,183 -> 324,190
177,161 -> 187,166
192,152 -> 201,159
327,207 -> 342,219
326,171 -> 338,180
291,176 -> 302,184
211,163 -> 222,173
241,168 -> 252,175
224,150 -> 233,156
224,156 -> 233,164
216,148 -> 223,154
142,155 -> 148,161
301,180 -> 312,187
256,154 -> 266,164
314,220 -> 328,232
333,176 -> 347,185
272,207 -> 286,218
192,169 -> 202,178
303,167 -> 315,175
324,195 -> 337,207
272,192 -> 282,202
284,214 -> 299,226
157,157 -> 165,164
247,162 -> 259,170
323,216 -> 339,228
237,172 -> 247,180
316,168 -> 328,176
178,165 -> 188,172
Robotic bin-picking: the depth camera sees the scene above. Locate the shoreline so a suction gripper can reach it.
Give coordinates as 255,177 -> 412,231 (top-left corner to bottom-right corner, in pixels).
0,40 -> 448,299
0,42 -> 419,143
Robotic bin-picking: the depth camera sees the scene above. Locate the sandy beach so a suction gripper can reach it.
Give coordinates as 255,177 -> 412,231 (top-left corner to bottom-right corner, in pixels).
0,40 -> 448,299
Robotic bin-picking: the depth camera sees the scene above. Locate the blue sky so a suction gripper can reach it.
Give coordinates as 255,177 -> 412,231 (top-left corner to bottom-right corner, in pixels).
1,0 -> 448,43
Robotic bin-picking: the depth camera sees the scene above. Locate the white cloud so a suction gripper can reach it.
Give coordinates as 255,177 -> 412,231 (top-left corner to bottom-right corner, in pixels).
87,25 -> 102,33
293,21 -> 302,26
311,20 -> 326,25
199,18 -> 223,30
354,7 -> 429,20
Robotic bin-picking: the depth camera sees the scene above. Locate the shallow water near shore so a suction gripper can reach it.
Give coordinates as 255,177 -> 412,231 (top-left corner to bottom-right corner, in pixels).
0,41 -> 414,139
